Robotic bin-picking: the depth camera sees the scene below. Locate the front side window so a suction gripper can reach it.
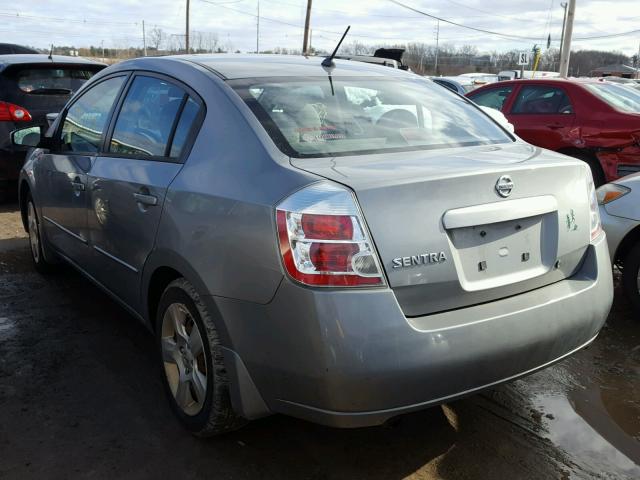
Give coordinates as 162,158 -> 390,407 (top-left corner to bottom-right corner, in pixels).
109,76 -> 186,157
469,86 -> 514,111
233,76 -> 513,158
60,76 -> 125,153
511,85 -> 574,114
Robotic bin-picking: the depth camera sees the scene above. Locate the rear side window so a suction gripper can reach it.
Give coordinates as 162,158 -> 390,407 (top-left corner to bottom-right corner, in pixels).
109,76 -> 185,157
511,85 -> 573,114
469,86 -> 514,111
60,76 -> 125,153
169,97 -> 200,158
13,67 -> 99,94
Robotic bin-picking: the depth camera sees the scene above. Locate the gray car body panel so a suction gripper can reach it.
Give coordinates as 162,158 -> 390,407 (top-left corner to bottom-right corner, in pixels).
19,54 -> 613,428
599,173 -> 640,262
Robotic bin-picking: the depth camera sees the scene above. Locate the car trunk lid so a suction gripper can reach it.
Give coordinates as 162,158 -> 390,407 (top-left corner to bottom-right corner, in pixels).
291,142 -> 592,316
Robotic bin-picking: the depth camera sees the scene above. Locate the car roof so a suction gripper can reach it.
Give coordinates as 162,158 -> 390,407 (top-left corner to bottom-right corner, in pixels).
0,54 -> 106,72
113,54 -> 416,80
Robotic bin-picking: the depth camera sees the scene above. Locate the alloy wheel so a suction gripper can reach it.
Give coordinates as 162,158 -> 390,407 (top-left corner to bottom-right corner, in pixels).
161,303 -> 208,416
27,201 -> 40,263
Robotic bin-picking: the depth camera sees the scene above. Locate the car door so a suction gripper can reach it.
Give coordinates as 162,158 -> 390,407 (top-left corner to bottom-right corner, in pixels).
85,73 -> 203,311
504,84 -> 575,150
37,74 -> 127,265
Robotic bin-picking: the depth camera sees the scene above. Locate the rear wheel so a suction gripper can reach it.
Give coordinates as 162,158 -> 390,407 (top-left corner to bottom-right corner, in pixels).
156,278 -> 245,436
621,243 -> 640,316
26,195 -> 57,273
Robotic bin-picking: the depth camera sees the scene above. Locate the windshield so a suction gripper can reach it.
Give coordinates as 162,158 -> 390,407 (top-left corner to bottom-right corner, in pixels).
232,76 -> 513,158
585,83 -> 640,113
10,67 -> 100,94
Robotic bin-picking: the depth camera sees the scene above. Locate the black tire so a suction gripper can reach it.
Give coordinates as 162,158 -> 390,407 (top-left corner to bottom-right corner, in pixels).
621,243 -> 640,315
25,194 -> 57,273
156,278 -> 245,436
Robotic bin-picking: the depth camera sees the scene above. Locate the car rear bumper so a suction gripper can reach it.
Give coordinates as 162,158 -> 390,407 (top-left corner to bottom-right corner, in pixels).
213,234 -> 613,428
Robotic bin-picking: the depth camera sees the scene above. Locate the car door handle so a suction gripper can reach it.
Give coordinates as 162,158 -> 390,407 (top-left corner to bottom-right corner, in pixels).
546,124 -> 564,130
133,192 -> 158,206
70,180 -> 85,192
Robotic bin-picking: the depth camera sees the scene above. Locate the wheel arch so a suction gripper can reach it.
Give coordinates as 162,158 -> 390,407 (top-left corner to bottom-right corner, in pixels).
18,179 -> 31,232
614,224 -> 640,266
141,249 -> 231,345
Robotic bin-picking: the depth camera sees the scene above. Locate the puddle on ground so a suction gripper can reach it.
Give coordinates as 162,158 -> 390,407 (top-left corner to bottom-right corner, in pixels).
0,316 -> 16,340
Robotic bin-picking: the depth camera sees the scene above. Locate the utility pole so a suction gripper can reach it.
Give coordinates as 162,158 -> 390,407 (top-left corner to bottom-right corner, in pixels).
558,2 -> 568,69
302,0 -> 312,55
101,40 -> 104,62
256,0 -> 260,53
434,19 -> 440,75
142,20 -> 147,56
558,0 -> 576,78
185,0 -> 190,54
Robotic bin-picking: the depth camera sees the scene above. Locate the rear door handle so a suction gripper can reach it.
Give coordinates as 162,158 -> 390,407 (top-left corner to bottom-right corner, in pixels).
547,124 -> 564,130
133,192 -> 158,206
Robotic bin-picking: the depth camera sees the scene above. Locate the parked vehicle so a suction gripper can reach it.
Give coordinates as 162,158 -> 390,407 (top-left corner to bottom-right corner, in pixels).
0,43 -> 39,55
467,78 -> 640,185
14,54 -> 612,436
598,175 -> 640,313
498,70 -> 560,81
336,48 -> 409,70
431,76 -> 477,94
0,54 -> 105,201
459,72 -> 499,84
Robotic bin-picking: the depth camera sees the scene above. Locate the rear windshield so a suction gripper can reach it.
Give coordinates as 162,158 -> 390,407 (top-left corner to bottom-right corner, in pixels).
231,76 -> 513,158
585,83 -> 640,113
8,67 -> 100,95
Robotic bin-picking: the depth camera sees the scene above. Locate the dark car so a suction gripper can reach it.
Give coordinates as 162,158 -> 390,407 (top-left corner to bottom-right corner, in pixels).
0,54 -> 105,200
0,43 -> 39,55
467,78 -> 640,186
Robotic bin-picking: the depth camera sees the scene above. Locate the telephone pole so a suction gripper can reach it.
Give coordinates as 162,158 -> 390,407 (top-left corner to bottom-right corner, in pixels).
558,0 -> 576,78
256,0 -> 260,53
434,19 -> 440,75
142,20 -> 147,56
558,3 -> 568,68
302,0 -> 312,55
185,0 -> 190,54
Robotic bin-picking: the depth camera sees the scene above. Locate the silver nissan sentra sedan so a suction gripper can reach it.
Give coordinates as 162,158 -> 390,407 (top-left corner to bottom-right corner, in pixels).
13,54 -> 613,436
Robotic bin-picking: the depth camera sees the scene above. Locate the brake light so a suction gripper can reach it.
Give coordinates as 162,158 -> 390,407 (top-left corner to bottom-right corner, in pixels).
276,182 -> 385,287
0,101 -> 32,122
587,173 -> 601,241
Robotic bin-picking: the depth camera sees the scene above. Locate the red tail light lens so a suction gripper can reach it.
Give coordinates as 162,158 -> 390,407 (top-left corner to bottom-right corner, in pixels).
276,183 -> 385,287
301,214 -> 353,240
0,101 -> 32,122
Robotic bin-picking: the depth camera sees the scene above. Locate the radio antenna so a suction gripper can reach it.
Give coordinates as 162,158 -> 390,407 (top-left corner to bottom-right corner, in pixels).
48,44 -> 53,60
321,25 -> 350,68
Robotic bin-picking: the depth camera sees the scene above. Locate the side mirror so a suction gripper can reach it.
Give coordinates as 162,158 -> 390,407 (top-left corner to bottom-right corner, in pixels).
11,126 -> 43,148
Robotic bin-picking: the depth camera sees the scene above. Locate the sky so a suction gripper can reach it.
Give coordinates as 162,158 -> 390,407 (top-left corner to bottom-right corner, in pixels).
1,0 -> 639,56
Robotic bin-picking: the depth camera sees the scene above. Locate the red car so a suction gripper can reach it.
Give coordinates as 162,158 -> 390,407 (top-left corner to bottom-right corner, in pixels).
467,78 -> 640,185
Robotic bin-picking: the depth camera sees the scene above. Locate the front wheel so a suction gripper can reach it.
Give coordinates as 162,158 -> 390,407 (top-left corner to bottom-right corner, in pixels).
156,278 -> 245,436
622,243 -> 640,315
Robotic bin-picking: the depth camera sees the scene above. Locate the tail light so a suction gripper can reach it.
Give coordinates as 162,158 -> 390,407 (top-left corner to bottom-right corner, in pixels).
276,182 -> 385,287
587,173 -> 601,241
0,101 -> 32,122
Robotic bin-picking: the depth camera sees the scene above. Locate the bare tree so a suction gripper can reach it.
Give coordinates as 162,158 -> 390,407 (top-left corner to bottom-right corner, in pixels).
149,27 -> 165,52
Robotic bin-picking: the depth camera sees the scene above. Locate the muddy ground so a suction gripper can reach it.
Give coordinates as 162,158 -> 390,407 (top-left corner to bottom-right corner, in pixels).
0,202 -> 638,479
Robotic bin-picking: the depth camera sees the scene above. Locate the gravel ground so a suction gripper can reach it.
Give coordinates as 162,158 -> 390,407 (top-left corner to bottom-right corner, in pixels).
0,202 -> 638,480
